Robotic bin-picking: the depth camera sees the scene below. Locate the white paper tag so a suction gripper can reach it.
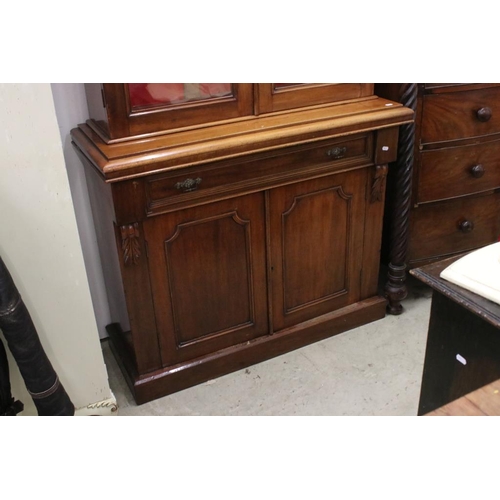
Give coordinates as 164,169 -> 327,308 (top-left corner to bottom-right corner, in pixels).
456,354 -> 467,365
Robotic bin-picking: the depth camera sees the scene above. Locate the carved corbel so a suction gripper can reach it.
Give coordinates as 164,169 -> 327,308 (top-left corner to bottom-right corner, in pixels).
120,223 -> 141,265
371,164 -> 388,203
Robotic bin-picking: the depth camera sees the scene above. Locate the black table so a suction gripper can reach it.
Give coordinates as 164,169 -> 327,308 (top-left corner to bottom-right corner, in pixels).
411,255 -> 500,415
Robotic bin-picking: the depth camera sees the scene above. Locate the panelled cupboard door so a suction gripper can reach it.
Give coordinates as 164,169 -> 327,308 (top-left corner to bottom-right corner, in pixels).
269,169 -> 368,331
143,193 -> 269,366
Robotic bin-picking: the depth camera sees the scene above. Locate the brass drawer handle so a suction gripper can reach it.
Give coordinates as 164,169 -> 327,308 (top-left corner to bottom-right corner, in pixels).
458,220 -> 475,233
470,164 -> 485,178
175,177 -> 202,192
476,107 -> 492,122
327,146 -> 347,159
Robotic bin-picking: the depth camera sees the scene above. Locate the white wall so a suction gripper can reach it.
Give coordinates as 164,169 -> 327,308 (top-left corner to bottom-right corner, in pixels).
0,83 -> 112,415
51,83 -> 111,339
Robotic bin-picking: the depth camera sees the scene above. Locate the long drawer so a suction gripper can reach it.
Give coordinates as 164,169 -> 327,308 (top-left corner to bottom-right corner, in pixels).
417,138 -> 500,203
409,192 -> 500,262
145,133 -> 371,214
421,86 -> 500,144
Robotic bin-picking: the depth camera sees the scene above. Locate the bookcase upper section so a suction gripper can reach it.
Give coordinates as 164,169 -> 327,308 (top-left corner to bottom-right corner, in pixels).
84,83 -> 375,142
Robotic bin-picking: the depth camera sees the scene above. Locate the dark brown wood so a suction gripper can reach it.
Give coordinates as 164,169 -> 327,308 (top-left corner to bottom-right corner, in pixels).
360,165 -> 388,300
79,156 -> 162,374
131,297 -> 387,405
417,138 -> 500,203
269,169 -> 366,331
370,165 -> 388,203
423,83 -> 500,93
421,87 -> 500,144
113,219 -> 163,374
143,193 -> 269,365
144,133 -> 372,216
120,223 -> 141,265
408,191 -> 500,264
410,255 -> 500,328
72,84 -> 413,404
471,164 -> 485,178
378,83 -> 500,272
411,256 -> 500,415
380,83 -> 418,315
476,106 -> 493,122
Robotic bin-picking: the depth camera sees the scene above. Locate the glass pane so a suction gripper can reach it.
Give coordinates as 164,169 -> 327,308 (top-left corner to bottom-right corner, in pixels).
128,83 -> 233,109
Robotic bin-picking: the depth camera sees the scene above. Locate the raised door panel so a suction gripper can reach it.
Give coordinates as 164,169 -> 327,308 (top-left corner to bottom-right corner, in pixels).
269,169 -> 367,331
143,193 -> 268,366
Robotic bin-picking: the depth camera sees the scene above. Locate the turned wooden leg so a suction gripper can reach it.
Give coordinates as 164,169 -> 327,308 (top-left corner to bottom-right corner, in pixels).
385,83 -> 418,315
385,264 -> 408,315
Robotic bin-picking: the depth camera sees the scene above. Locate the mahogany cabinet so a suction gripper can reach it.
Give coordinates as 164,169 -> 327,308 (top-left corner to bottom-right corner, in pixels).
72,84 -> 413,404
377,83 -> 500,269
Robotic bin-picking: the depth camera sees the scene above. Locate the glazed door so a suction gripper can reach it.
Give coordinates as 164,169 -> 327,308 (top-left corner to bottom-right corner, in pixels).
99,83 -> 254,140
256,84 -> 374,114
143,193 -> 269,366
269,169 -> 368,331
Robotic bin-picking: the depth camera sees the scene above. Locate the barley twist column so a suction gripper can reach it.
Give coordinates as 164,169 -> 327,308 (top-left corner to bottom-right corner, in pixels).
385,83 -> 418,315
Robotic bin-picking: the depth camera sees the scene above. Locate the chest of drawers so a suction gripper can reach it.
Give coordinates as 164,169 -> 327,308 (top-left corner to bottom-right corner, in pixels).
378,83 -> 500,271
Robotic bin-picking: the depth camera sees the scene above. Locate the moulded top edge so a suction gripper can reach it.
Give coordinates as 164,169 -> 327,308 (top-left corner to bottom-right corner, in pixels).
71,97 -> 413,181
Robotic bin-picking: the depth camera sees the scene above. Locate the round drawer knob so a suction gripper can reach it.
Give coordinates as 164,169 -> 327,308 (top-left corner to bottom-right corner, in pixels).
470,164 -> 485,178
476,107 -> 492,122
459,220 -> 475,233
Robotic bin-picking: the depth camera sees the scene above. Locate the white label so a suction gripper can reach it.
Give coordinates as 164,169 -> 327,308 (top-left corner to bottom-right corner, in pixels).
382,146 -> 389,151
456,354 -> 467,365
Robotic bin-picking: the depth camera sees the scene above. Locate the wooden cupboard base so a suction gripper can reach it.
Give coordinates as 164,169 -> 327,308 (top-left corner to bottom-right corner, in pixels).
107,296 -> 387,405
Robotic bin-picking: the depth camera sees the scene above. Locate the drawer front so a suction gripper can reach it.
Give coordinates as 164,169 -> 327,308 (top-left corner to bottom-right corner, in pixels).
409,193 -> 500,262
418,139 -> 500,203
421,87 -> 500,144
146,134 -> 371,213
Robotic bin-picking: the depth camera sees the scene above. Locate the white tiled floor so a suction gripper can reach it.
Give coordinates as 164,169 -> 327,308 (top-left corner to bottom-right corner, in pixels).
102,274 -> 433,416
